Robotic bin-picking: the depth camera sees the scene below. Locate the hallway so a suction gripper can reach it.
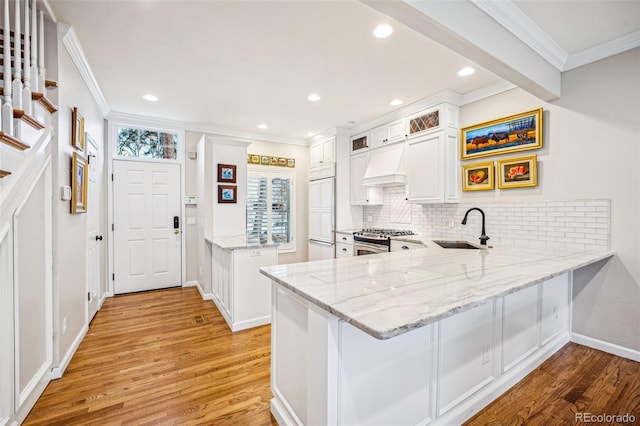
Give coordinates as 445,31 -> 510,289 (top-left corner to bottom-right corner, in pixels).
24,287 -> 276,425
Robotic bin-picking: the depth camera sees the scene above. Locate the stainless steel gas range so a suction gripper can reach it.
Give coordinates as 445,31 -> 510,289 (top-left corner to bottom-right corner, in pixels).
353,228 -> 416,256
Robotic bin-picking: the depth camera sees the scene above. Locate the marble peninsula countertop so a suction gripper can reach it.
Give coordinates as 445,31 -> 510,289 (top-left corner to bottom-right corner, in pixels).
260,244 -> 613,340
206,235 -> 278,252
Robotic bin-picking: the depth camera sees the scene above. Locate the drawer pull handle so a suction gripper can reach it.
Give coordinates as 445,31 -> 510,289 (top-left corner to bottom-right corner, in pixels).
402,246 -> 409,250
342,248 -> 347,252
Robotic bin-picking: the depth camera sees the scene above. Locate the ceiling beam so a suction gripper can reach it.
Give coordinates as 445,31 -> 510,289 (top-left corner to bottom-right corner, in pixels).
363,0 -> 562,101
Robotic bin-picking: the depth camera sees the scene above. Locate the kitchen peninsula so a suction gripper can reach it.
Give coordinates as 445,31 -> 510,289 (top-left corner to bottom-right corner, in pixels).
260,243 -> 613,425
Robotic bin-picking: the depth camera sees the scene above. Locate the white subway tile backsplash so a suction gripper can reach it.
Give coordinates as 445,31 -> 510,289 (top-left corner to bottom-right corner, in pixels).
363,193 -> 610,251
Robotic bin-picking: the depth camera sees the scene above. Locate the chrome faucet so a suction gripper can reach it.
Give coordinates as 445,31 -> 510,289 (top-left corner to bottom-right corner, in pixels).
461,207 -> 490,246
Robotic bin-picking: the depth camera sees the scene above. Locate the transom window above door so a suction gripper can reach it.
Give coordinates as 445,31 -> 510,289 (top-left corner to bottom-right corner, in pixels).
116,126 -> 179,160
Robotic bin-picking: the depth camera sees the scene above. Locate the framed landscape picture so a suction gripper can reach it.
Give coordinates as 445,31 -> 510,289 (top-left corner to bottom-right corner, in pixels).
461,108 -> 543,160
462,161 -> 494,191
497,155 -> 538,189
71,152 -> 88,213
217,164 -> 236,183
71,107 -> 85,152
217,185 -> 236,203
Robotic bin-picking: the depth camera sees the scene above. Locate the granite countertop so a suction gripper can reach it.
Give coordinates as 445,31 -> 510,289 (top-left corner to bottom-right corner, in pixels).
260,245 -> 613,340
206,235 -> 278,251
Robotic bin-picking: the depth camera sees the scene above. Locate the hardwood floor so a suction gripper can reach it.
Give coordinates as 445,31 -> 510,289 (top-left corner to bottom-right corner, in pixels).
24,287 -> 639,425
466,342 -> 640,425
24,287 -> 276,426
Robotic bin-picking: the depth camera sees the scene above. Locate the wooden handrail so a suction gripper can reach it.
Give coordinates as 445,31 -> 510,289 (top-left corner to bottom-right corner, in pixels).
31,91 -> 57,113
13,109 -> 44,130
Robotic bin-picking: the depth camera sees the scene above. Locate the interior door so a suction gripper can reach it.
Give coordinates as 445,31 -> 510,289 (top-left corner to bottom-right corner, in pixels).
113,160 -> 181,294
86,140 -> 100,321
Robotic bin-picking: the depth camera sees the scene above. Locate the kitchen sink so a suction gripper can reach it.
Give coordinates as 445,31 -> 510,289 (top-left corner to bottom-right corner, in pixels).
432,240 -> 480,249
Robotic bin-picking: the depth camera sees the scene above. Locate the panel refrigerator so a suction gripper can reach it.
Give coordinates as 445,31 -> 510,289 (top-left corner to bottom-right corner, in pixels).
308,166 -> 335,261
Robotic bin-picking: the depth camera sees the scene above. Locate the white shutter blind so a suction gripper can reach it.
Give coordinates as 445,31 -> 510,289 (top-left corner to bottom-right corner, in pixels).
271,177 -> 291,244
247,176 -> 268,244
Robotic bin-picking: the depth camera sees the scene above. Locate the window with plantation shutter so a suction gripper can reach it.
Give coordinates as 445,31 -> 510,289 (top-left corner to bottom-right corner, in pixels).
247,167 -> 295,252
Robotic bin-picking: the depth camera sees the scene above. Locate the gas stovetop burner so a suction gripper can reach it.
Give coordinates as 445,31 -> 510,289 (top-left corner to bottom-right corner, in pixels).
355,228 -> 416,238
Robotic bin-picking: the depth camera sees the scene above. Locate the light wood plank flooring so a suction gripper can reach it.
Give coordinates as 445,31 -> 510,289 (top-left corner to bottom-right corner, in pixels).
24,287 -> 639,425
24,287 -> 276,425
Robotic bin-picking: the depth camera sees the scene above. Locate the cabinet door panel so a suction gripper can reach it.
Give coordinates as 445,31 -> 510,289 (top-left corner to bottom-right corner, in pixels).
350,152 -> 369,204
310,143 -> 323,166
406,133 -> 444,202
502,285 -> 539,372
541,274 -> 569,345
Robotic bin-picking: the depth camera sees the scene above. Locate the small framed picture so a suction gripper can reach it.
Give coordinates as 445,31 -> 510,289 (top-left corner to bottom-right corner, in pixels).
462,161 -> 494,191
278,158 -> 287,167
269,156 -> 278,166
218,185 -> 236,203
261,155 -> 269,165
287,158 -> 295,168
71,152 -> 88,213
249,154 -> 260,164
71,107 -> 85,152
217,164 -> 236,183
497,155 -> 538,189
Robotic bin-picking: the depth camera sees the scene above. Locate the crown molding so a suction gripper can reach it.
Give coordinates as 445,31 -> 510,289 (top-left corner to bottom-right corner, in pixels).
471,0 -> 567,71
40,0 -> 58,23
106,111 -> 307,146
58,23 -> 111,117
564,30 -> 640,71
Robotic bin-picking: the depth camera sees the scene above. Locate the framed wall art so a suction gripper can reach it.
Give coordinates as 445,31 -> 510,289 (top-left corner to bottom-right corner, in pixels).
497,155 -> 538,189
71,152 -> 88,213
461,108 -> 543,160
71,107 -> 85,152
218,185 -> 237,203
217,164 -> 236,183
462,161 -> 494,191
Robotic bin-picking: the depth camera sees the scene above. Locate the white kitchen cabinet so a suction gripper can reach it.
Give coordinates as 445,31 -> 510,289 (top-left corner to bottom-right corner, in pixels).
390,240 -> 425,251
310,136 -> 336,167
309,177 -> 334,242
541,274 -> 569,345
438,301 -> 495,416
405,130 -> 459,204
502,285 -> 540,373
336,231 -> 354,258
406,104 -> 443,139
370,119 -> 406,149
350,151 -> 383,205
211,242 -> 277,331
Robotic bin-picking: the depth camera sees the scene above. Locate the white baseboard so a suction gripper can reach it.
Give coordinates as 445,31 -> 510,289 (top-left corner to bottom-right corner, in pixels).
188,281 -> 214,301
571,333 -> 640,362
51,324 -> 88,379
230,315 -> 271,332
183,280 -> 199,288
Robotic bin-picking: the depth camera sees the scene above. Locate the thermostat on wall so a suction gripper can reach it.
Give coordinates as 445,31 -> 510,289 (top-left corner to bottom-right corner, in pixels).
61,185 -> 72,201
184,195 -> 197,205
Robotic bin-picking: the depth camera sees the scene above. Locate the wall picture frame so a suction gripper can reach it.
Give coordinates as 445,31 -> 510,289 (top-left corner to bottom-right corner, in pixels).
217,164 -> 236,183
462,161 -> 494,191
497,155 -> 538,189
218,185 -> 237,203
71,107 -> 85,152
71,152 -> 88,213
461,108 -> 543,160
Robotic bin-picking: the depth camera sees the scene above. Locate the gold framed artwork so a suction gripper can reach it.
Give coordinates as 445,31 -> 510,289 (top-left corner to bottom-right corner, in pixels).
461,108 -> 543,160
71,107 -> 85,152
497,155 -> 538,189
71,152 -> 88,213
247,153 -> 296,168
462,161 -> 494,191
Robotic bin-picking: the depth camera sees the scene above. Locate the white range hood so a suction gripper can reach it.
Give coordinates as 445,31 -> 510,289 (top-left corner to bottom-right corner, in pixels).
362,143 -> 406,187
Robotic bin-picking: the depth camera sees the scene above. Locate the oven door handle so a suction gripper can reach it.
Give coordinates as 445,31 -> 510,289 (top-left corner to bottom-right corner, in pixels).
355,242 -> 389,253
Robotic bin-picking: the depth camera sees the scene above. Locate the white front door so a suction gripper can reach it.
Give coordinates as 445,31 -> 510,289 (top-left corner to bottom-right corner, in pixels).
113,160 -> 181,294
86,140 -> 100,321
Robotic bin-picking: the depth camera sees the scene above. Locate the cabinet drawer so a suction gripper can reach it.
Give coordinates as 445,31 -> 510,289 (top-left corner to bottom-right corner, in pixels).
336,232 -> 354,245
336,243 -> 354,257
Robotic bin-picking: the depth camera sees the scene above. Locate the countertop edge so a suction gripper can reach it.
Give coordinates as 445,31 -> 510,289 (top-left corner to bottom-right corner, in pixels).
260,250 -> 615,340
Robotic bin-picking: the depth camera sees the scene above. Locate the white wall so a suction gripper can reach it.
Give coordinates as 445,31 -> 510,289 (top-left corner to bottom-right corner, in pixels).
367,48 -> 640,352
53,30 -> 106,368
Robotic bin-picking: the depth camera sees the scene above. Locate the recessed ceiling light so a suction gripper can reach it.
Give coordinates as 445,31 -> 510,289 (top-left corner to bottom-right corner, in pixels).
307,131 -> 316,137
257,124 -> 268,129
390,99 -> 403,106
457,67 -> 476,77
307,93 -> 321,102
143,94 -> 158,102
373,24 -> 393,39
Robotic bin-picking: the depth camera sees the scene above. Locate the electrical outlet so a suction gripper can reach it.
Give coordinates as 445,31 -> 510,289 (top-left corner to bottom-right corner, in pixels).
62,317 -> 67,335
448,217 -> 455,228
482,343 -> 490,364
187,217 -> 196,225
553,306 -> 559,320
367,215 -> 373,222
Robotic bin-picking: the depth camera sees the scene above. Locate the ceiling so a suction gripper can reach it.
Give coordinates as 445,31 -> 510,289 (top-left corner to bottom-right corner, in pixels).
46,0 -> 640,143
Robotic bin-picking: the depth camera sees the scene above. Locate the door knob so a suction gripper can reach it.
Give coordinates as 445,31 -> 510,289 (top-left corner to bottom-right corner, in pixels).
95,235 -> 103,241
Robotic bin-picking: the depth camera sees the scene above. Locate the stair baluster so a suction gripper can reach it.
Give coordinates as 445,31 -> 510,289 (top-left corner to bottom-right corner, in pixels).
23,0 -> 31,115
12,0 -> 22,111
2,0 -> 14,136
30,0 -> 38,91
38,10 -> 44,94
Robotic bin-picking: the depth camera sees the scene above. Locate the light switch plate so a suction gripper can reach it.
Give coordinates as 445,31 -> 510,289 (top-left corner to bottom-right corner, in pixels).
61,185 -> 72,201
